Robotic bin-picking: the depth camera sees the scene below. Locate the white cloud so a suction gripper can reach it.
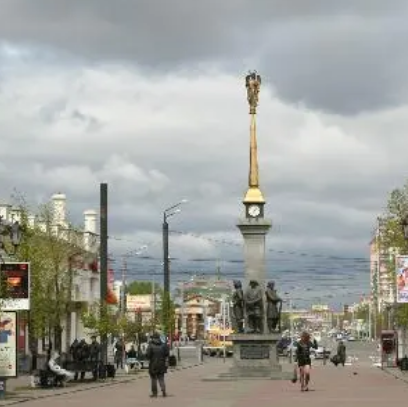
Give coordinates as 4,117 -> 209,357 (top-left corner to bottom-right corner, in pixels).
0,47 -> 406,305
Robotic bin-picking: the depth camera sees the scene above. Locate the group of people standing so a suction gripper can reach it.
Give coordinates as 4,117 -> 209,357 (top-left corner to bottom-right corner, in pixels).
293,332 -> 347,392
69,336 -> 101,380
70,333 -> 170,397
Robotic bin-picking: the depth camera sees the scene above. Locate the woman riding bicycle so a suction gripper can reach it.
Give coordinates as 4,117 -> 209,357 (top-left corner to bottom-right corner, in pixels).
295,332 -> 318,392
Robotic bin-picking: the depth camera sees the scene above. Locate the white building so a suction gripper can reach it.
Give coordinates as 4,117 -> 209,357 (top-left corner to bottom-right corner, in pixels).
0,192 -> 100,353
369,226 -> 397,313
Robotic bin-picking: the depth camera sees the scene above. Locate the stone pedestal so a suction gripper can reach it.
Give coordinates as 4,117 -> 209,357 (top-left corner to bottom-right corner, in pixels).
203,333 -> 291,381
236,218 -> 271,286
237,218 -> 272,333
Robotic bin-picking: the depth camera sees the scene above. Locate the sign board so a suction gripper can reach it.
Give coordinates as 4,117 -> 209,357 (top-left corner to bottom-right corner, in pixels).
0,312 -> 17,377
0,263 -> 30,310
396,256 -> 408,303
311,304 -> 329,311
240,344 -> 270,359
126,294 -> 152,311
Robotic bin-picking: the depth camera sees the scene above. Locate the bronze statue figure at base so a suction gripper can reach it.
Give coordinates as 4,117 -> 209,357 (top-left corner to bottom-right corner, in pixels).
244,280 -> 264,334
265,281 -> 282,333
232,280 -> 245,333
232,279 -> 283,334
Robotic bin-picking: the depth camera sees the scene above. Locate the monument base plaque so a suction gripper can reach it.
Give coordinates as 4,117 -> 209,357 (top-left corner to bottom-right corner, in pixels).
203,333 -> 292,381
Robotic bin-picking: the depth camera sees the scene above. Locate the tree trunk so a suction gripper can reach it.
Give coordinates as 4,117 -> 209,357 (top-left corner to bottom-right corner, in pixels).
28,311 -> 38,373
53,325 -> 63,353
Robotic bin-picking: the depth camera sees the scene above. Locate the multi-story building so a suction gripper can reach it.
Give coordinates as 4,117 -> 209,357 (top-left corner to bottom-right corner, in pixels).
369,223 -> 396,313
0,193 -> 100,353
174,278 -> 231,339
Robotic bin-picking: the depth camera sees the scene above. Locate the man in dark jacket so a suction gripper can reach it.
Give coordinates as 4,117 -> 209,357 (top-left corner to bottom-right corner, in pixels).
69,339 -> 79,361
74,339 -> 89,380
114,338 -> 125,370
146,332 -> 169,397
337,341 -> 346,367
89,336 -> 101,380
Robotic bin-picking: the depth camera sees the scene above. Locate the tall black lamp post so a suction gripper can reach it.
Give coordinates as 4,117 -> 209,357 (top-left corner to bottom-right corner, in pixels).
162,200 -> 187,343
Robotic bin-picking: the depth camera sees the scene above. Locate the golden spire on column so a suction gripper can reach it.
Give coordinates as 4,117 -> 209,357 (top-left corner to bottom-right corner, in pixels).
243,71 -> 265,204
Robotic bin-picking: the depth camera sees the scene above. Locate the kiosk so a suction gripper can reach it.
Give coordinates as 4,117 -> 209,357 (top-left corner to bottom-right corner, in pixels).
381,330 -> 398,368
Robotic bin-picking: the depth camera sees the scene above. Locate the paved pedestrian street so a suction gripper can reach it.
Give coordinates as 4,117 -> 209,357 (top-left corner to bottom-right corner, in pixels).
4,360 -> 408,407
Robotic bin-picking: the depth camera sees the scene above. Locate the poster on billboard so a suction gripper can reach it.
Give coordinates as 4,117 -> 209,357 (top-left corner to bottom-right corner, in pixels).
126,294 -> 152,311
396,255 -> 408,303
0,312 -> 17,377
0,262 -> 30,310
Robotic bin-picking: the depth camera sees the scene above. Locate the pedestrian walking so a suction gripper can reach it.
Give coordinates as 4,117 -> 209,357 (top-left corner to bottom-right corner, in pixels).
114,338 -> 125,370
294,331 -> 318,392
336,340 -> 346,367
146,332 -> 169,398
89,336 -> 101,379
74,339 -> 89,381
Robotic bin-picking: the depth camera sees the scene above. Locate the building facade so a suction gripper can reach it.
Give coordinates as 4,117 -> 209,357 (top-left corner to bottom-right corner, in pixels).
0,193 -> 100,354
369,227 -> 396,313
175,294 -> 224,339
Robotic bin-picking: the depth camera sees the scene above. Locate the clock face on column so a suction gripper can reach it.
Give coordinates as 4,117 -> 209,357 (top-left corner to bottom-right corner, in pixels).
248,205 -> 261,218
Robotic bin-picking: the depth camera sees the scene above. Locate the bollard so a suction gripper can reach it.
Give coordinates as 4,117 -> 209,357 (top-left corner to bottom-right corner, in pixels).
400,356 -> 408,371
197,343 -> 203,364
177,346 -> 181,362
323,347 -> 327,365
0,378 -> 6,400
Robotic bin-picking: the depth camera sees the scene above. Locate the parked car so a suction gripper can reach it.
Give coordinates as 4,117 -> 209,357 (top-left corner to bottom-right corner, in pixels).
277,338 -> 291,356
311,346 -> 331,359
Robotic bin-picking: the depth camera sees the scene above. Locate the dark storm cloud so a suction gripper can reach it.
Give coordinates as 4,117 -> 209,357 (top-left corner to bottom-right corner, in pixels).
1,0 -> 408,113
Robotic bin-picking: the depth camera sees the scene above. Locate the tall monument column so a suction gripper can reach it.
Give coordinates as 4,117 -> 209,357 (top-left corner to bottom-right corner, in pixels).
203,72 -> 289,381
237,71 -> 271,286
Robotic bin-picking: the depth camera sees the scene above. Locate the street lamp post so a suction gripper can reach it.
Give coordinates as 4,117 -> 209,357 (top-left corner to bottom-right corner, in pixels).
162,200 -> 187,345
0,216 -> 22,262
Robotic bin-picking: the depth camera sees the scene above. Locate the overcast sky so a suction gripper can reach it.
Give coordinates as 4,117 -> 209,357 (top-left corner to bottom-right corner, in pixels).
1,1 -> 407,308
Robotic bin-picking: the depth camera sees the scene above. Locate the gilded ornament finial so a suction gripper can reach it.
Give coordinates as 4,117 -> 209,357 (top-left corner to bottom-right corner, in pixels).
243,71 -> 265,204
245,70 -> 261,115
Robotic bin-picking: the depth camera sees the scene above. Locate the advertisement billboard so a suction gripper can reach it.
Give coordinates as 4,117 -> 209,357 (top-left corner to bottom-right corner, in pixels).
396,255 -> 408,303
0,262 -> 30,310
0,312 -> 17,377
126,294 -> 152,311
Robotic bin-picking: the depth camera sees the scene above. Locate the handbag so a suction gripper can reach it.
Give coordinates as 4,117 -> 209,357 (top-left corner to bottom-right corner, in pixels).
291,365 -> 298,383
331,355 -> 339,366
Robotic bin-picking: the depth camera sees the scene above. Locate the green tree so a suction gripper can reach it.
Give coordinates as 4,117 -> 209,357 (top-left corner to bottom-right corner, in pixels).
13,202 -> 85,352
82,301 -> 147,341
396,304 -> 408,327
379,183 -> 408,252
355,304 -> 369,322
81,301 -> 126,337
280,313 -> 291,331
377,182 -> 408,328
126,281 -> 161,295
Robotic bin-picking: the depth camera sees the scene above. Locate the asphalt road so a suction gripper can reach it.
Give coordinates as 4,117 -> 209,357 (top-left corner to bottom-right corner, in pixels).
172,345 -> 201,365
176,339 -> 380,366
317,338 -> 378,366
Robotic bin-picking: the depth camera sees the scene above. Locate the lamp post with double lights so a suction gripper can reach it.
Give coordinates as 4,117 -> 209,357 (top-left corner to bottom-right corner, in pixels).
162,200 -> 188,344
120,245 -> 149,316
0,216 -> 22,262
0,215 -> 24,307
